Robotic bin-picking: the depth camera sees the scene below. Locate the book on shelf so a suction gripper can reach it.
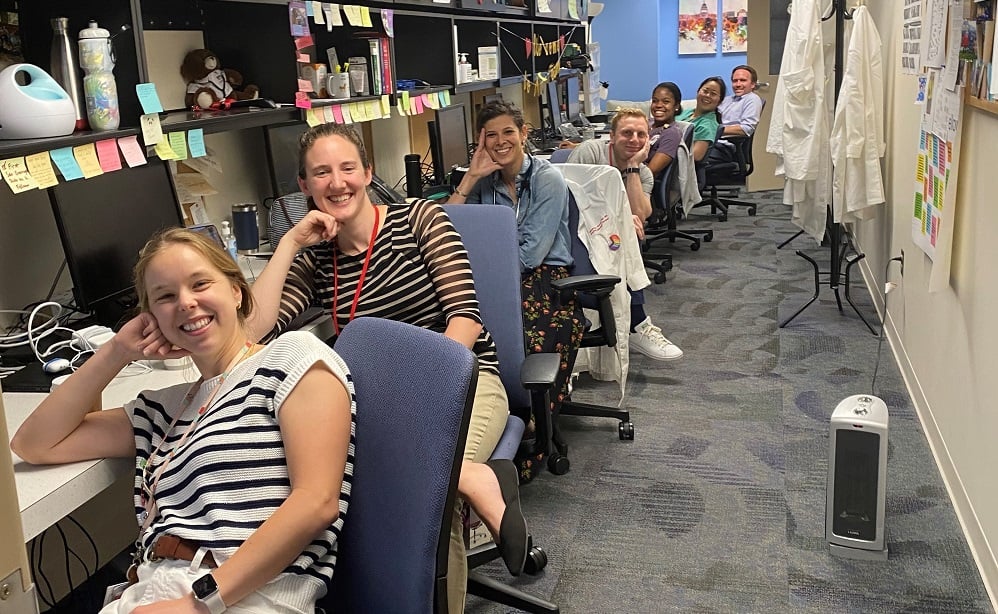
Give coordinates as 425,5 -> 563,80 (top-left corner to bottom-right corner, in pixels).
356,31 -> 393,96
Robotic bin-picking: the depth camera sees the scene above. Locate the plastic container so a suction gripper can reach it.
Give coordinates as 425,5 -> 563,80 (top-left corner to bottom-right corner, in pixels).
78,21 -> 119,131
231,204 -> 260,253
0,64 -> 77,139
219,220 -> 238,260
50,17 -> 86,130
457,53 -> 470,83
347,57 -> 369,96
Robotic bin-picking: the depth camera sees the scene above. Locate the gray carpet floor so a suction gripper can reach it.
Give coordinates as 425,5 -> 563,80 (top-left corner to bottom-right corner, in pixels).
466,192 -> 994,613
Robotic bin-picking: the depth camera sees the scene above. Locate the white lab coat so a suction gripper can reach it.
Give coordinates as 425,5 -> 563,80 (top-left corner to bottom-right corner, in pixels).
766,0 -> 832,242
555,163 -> 651,404
830,6 -> 885,225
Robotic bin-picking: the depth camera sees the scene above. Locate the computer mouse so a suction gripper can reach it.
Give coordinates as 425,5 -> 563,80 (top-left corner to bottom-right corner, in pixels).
42,357 -> 72,374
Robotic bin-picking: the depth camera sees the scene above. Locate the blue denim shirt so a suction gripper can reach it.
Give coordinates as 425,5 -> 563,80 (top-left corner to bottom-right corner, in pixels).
465,154 -> 573,271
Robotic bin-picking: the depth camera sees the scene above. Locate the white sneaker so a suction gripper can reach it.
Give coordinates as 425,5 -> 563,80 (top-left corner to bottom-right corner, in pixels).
629,317 -> 684,361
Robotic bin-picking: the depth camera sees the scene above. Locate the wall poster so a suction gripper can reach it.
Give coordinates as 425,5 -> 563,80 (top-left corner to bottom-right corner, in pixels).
679,0 -> 718,55
721,0 -> 748,53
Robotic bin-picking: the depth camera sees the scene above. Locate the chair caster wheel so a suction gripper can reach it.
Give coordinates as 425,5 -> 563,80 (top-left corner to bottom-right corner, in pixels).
554,440 -> 568,456
524,545 -> 548,574
618,421 -> 635,440
690,241 -> 700,251
704,231 -> 714,242
548,453 -> 570,475
654,271 -> 667,284
718,214 -> 728,222
749,207 -> 757,216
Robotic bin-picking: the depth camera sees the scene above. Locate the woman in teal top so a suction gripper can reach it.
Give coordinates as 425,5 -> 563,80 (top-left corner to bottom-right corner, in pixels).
678,76 -> 726,162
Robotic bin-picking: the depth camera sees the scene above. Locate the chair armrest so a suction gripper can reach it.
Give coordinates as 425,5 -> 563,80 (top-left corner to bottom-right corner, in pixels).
520,352 -> 560,390
551,274 -> 620,296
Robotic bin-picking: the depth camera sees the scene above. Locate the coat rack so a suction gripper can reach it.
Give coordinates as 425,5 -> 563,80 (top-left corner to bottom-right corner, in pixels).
778,0 -> 877,335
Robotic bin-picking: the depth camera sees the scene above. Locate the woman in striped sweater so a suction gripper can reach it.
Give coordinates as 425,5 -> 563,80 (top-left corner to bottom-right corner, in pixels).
12,228 -> 356,613
248,123 -> 530,613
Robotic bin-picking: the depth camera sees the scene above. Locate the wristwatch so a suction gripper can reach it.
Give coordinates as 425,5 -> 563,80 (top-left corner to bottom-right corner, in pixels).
192,573 -> 226,613
621,167 -> 641,175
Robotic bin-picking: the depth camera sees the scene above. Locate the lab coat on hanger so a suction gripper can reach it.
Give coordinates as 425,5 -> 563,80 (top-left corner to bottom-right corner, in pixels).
556,163 -> 651,405
830,5 -> 885,225
766,0 -> 832,242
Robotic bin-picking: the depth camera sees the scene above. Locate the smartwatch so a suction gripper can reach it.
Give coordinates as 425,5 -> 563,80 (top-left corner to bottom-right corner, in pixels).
192,573 -> 226,613
621,167 -> 641,175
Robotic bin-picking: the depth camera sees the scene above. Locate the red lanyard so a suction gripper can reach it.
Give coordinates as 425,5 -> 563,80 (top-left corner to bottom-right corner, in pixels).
139,341 -> 254,530
331,205 -> 380,337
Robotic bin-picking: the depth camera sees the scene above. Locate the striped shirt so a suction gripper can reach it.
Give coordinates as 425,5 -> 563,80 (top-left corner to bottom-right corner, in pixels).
271,200 -> 501,375
126,332 -> 355,608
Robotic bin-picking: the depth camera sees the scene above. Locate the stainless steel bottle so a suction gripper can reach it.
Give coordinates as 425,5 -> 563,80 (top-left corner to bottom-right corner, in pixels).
50,17 -> 87,130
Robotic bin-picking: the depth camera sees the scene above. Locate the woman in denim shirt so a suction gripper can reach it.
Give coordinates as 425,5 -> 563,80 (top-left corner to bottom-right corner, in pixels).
449,101 -> 582,480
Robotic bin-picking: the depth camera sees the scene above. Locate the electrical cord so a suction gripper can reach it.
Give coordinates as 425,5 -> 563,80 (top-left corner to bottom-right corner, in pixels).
871,257 -> 904,395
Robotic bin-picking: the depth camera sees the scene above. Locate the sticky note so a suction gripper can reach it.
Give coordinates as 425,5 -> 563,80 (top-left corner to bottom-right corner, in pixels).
414,95 -> 424,114
0,157 -> 39,193
381,9 -> 394,37
326,3 -> 343,27
312,2 -> 325,23
400,91 -> 410,116
332,105 -> 344,123
343,5 -> 362,26
50,147 -> 84,180
72,143 -> 104,178
117,135 -> 148,167
350,102 -> 364,122
298,78 -> 314,93
295,91 -> 312,109
140,113 -> 164,147
154,137 -> 179,160
25,152 -> 59,189
95,139 -> 123,172
298,52 -> 310,63
295,34 -> 314,50
305,0 -> 314,16
360,6 -> 372,27
168,132 -> 189,160
305,108 -> 321,126
322,106 -> 336,123
568,1 -> 578,19
381,95 -> 391,116
188,129 -> 207,158
135,83 -> 164,114
441,90 -> 451,107
340,103 -> 352,124
409,95 -> 418,115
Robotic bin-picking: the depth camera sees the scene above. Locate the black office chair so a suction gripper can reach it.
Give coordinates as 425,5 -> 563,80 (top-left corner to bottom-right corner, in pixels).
698,99 -> 765,221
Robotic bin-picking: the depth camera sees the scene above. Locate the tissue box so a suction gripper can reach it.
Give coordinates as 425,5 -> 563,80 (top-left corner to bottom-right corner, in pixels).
478,46 -> 498,81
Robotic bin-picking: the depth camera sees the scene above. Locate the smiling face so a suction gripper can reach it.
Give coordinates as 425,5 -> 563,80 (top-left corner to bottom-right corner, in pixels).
481,113 -> 528,173
696,80 -> 723,114
143,244 -> 244,360
731,68 -> 754,97
650,87 -> 680,126
298,134 -> 373,224
610,115 -> 649,165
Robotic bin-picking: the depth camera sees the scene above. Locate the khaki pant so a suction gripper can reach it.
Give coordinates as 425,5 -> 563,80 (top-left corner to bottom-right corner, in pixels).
447,369 -> 509,613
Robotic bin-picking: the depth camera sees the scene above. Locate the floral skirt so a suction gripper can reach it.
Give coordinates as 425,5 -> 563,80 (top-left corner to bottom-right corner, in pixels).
516,264 -> 584,483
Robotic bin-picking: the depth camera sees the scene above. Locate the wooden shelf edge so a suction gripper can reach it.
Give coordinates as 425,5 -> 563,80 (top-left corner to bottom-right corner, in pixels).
965,95 -> 998,116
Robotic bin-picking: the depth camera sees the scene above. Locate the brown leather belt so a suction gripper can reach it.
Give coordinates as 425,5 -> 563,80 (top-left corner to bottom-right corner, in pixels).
149,534 -> 217,568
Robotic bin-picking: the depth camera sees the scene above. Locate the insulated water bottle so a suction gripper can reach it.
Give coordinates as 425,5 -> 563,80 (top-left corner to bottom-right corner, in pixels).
78,21 -> 119,131
50,17 -> 86,130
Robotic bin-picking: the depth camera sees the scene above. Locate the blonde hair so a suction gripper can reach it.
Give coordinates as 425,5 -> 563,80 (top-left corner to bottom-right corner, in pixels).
610,108 -> 649,133
133,227 -> 254,320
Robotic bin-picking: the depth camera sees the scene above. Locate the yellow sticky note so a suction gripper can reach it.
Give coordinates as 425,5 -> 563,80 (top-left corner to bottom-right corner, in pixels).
381,95 -> 391,116
399,91 -> 410,116
341,102 -> 353,124
25,152 -> 59,189
366,100 -> 381,120
154,137 -> 179,160
351,102 -> 366,122
305,108 -> 321,126
72,143 -> 104,179
168,132 -> 189,160
343,5 -> 362,26
568,0 -> 578,19
322,106 -> 336,124
360,6 -> 372,27
0,157 -> 40,193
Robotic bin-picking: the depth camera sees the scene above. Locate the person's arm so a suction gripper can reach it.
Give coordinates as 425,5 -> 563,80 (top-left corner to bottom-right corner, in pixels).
10,312 -> 182,465
448,128 -> 500,204
692,140 -> 710,161
566,139 -> 601,165
622,142 -> 652,222
246,211 -> 334,341
517,165 -> 570,270
645,152 -> 674,176
723,94 -> 763,137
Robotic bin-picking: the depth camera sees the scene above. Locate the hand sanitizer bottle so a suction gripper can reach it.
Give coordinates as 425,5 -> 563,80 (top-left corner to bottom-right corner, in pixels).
457,53 -> 470,84
220,221 -> 238,261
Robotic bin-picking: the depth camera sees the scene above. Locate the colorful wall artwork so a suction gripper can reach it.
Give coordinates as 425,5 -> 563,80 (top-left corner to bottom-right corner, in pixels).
678,0 -> 718,55
721,0 -> 748,53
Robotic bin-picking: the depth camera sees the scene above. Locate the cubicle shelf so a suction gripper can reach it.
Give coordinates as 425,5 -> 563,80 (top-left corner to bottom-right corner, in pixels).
455,79 -> 501,94
499,75 -> 525,87
966,95 -> 998,116
0,129 -> 141,159
310,95 -> 386,108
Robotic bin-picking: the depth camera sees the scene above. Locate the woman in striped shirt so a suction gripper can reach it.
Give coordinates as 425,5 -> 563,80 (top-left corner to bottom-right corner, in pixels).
12,228 -> 356,613
248,123 -> 529,613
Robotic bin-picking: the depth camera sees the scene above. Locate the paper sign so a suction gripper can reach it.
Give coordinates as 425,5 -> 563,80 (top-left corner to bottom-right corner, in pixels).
326,4 -> 343,27
168,132 -> 189,160
441,90 -> 451,107
72,144 -> 104,178
154,137 -> 180,160
381,9 -> 394,37
360,6 -> 372,27
25,152 -> 59,188
323,106 -> 336,123
187,129 -> 207,158
117,135 -> 148,167
305,108 -> 321,126
0,158 -> 39,193
332,105 -> 345,123
140,113 -> 164,147
95,139 -> 123,172
50,147 -> 84,180
341,103 -> 353,124
343,5 -> 363,26
135,83 -> 164,114
289,1 -> 308,37
295,91 -> 312,108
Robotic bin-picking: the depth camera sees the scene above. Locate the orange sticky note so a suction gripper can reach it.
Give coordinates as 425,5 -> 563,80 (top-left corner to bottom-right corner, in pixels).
95,139 -> 123,172
72,143 -> 104,178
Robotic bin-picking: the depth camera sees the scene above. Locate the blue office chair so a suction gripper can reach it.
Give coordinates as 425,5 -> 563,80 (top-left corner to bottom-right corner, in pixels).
444,204 -> 561,613
547,147 -> 573,164
322,317 -> 477,614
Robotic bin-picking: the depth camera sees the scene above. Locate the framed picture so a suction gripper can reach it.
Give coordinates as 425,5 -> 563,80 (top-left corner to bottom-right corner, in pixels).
679,0 -> 718,55
721,0 -> 748,53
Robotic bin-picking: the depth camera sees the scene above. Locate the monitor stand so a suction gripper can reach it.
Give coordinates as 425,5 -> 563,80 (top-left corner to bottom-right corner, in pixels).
92,291 -> 139,330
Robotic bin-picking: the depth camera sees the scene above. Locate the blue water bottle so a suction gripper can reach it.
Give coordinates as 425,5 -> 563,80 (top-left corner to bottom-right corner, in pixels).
231,203 -> 260,253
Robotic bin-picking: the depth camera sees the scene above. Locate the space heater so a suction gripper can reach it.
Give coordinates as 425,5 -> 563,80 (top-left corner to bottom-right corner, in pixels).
826,394 -> 889,561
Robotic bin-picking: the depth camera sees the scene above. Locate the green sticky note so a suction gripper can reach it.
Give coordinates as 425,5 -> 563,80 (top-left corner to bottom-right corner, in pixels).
168,132 -> 189,160
441,90 -> 451,107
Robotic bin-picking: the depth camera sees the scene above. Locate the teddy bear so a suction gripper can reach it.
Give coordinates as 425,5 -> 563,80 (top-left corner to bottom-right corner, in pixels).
180,49 -> 259,109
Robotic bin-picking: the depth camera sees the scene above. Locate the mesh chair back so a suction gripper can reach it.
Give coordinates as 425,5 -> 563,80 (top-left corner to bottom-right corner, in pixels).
327,317 -> 476,614
548,148 -> 573,164
442,205 -> 530,410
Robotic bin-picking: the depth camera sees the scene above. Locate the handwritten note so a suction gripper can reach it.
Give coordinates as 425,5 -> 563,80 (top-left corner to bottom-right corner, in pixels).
140,113 -> 164,147
305,108 -> 321,126
25,152 -> 59,189
168,132 -> 189,160
72,144 -> 104,179
117,135 -> 148,167
381,95 -> 391,117
343,5 -> 363,26
95,139 -> 123,172
154,137 -> 180,160
921,0 -> 947,68
188,129 -> 207,158
296,91 -> 312,109
0,158 -> 39,193
135,83 -> 164,114
340,103 -> 353,124
325,3 -> 343,27
50,147 -> 84,180
322,106 -> 336,123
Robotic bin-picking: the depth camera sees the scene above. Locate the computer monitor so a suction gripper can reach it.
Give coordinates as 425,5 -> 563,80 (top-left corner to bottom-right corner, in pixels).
565,76 -> 582,124
48,160 -> 184,327
545,80 -> 562,131
264,122 -> 308,198
428,104 -> 470,187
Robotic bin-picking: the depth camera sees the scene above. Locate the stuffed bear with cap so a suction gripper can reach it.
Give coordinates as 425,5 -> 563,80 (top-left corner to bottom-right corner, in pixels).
180,49 -> 259,109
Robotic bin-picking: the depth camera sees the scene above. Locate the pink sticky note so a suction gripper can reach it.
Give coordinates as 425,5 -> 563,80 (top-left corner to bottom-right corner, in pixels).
95,138 -> 123,172
332,105 -> 344,123
420,93 -> 431,108
298,78 -> 314,93
295,91 -> 312,109
414,96 -> 424,114
116,135 -> 147,167
295,34 -> 314,50
297,52 -> 310,63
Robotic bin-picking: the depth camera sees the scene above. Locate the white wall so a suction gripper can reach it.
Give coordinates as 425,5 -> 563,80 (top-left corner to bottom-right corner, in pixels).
862,4 -> 998,606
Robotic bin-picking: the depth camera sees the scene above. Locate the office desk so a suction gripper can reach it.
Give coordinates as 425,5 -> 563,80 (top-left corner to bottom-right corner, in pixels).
4,368 -> 193,542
